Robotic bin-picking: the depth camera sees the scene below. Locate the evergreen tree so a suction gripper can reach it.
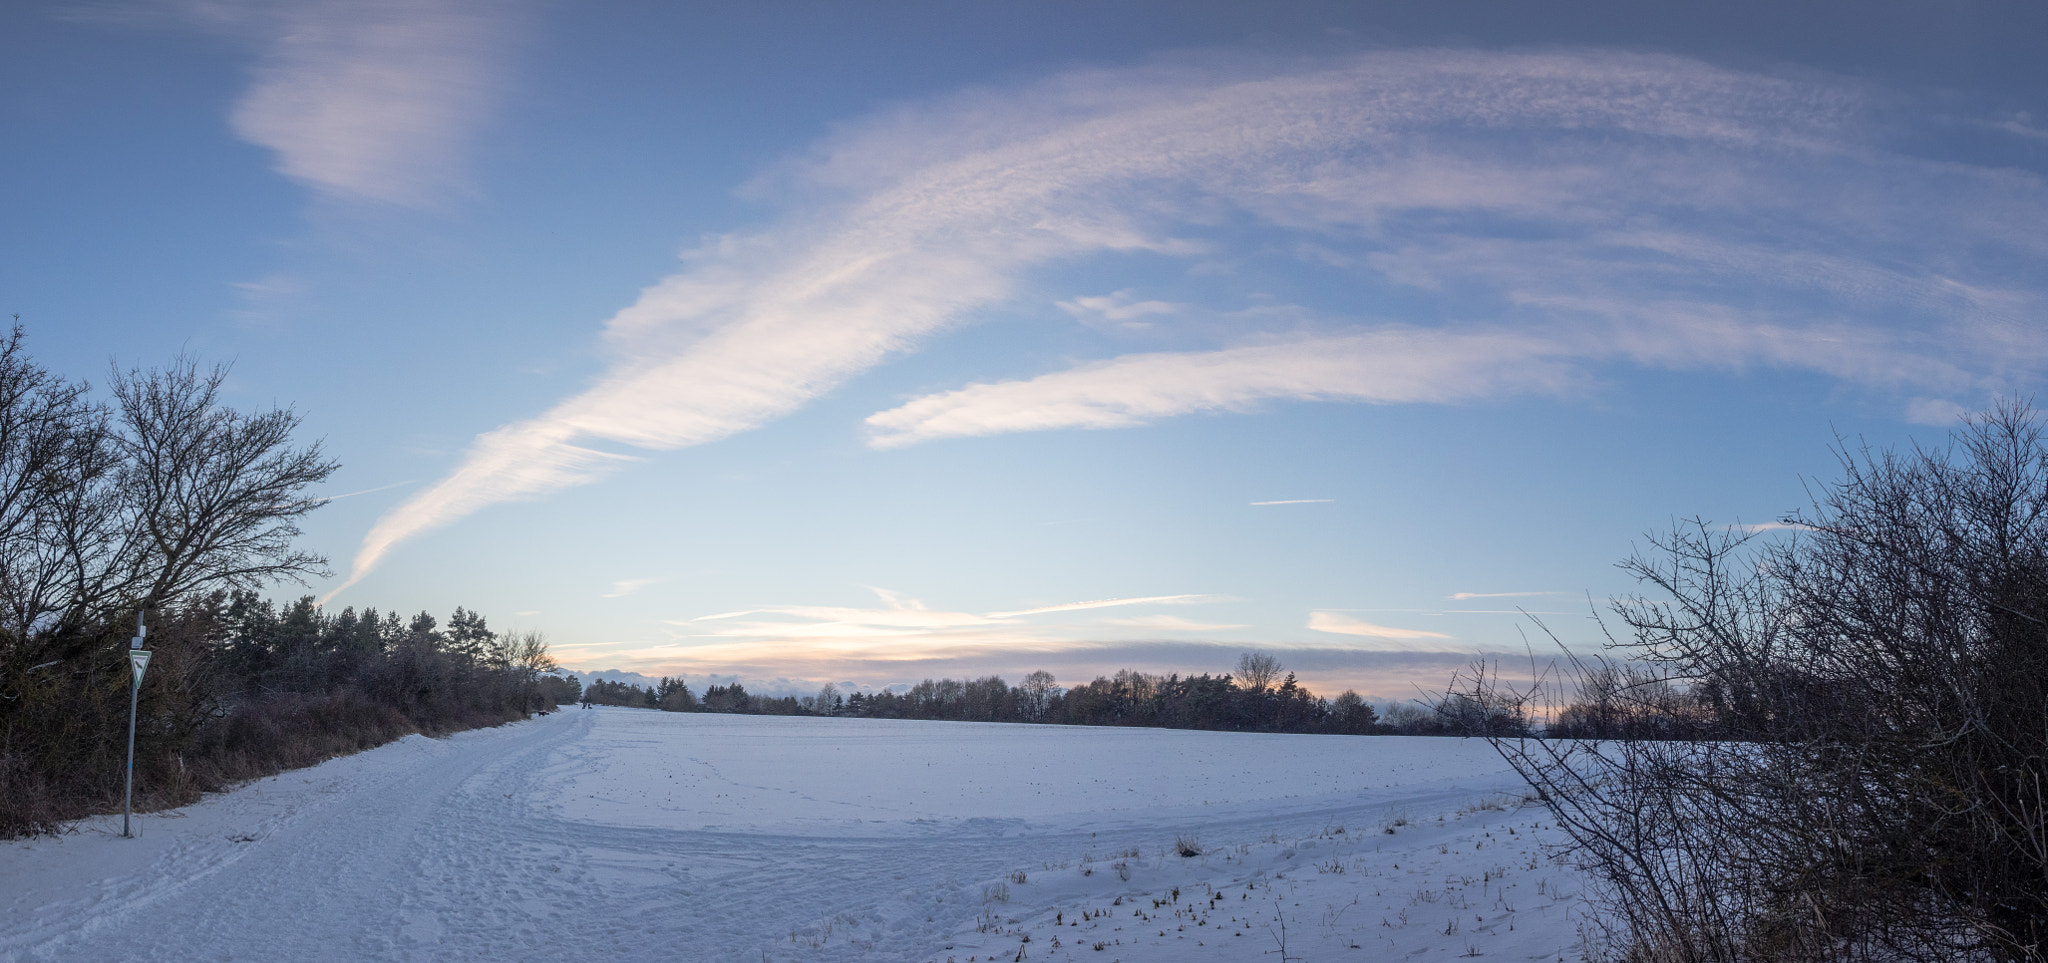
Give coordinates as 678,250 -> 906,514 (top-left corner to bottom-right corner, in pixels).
444,607 -> 494,661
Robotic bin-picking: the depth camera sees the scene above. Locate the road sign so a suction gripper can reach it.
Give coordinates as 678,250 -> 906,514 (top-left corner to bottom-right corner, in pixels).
123,609 -> 151,839
124,644 -> 153,838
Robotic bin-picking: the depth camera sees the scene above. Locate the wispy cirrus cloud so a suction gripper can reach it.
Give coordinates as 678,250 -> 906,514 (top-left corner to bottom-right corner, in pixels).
276,478 -> 415,512
987,594 -> 1216,618
1058,290 -> 1181,330
1448,591 -> 1563,600
218,0 -> 525,205
867,232 -> 2045,449
1905,397 -> 1971,425
81,0 -> 524,205
602,577 -> 667,599
865,328 -> 1579,447
1307,611 -> 1467,653
670,589 -> 1223,659
1103,615 -> 1247,632
1727,521 -> 1815,534
1251,499 -> 1334,506
338,48 -> 2048,590
553,589 -> 1464,692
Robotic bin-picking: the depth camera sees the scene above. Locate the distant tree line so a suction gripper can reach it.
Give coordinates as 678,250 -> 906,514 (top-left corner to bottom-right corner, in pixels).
568,652 -> 1726,742
569,651 -> 1416,736
0,328 -> 558,837
575,676 -> 813,715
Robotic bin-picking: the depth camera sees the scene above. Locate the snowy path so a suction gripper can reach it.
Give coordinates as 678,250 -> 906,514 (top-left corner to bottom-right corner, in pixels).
3,708 -> 1591,961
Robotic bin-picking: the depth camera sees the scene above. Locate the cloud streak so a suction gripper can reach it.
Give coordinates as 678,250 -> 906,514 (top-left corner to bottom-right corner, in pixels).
600,590 -> 1462,684
1103,615 -> 1247,631
1728,522 -> 1815,534
987,594 -> 1216,618
228,0 -> 522,205
602,577 -> 667,599
1307,611 -> 1468,653
340,48 -> 2048,588
686,591 -> 1215,636
1058,290 -> 1181,329
866,328 -> 1579,446
668,590 -> 1226,659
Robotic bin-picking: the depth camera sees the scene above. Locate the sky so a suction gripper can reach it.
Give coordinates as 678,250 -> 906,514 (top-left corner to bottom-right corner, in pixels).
7,0 -> 2048,699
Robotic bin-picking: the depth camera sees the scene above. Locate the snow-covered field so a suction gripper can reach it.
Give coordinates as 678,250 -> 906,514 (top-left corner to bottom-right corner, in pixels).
3,707 -> 1592,962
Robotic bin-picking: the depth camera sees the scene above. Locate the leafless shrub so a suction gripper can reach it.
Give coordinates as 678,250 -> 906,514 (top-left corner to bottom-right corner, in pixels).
1456,400 -> 2048,962
1174,835 -> 1204,858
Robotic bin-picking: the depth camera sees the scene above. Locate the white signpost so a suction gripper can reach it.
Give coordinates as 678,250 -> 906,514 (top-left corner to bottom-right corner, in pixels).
124,613 -> 149,838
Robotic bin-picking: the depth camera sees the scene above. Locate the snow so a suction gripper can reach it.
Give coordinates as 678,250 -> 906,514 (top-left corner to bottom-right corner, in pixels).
3,707 -> 1593,961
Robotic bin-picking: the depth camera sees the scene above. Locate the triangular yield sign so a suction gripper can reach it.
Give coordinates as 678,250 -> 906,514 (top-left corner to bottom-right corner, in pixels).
129,649 -> 152,685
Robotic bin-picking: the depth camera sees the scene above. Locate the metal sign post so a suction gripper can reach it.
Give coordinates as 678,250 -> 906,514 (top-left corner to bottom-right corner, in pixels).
124,611 -> 149,838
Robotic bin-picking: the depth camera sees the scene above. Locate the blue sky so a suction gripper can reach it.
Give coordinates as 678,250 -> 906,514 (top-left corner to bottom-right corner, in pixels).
8,1 -> 2048,697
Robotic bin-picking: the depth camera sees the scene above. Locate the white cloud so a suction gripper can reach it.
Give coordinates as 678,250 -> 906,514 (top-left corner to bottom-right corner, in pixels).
1728,522 -> 1815,534
228,273 -> 306,326
667,590 -> 1222,661
866,250 -> 2043,449
1308,611 -> 1468,652
338,420 -> 635,596
1103,615 -> 1247,632
988,594 -> 1216,618
1250,499 -> 1334,506
1058,289 -> 1181,329
228,0 -> 521,205
1906,397 -> 1970,425
618,591 -> 1469,679
602,577 -> 667,599
338,48 -> 2048,588
1447,591 -> 1561,600
286,479 -> 413,511
865,328 -> 1579,447
690,590 -> 1211,627
1996,114 -> 2048,142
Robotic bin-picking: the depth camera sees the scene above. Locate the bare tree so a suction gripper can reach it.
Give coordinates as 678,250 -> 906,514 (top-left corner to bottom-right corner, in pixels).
0,337 -> 347,835
1235,650 -> 1282,693
112,358 -> 338,609
1545,660 -> 1704,741
1,348 -> 337,699
1459,401 -> 2048,962
0,324 -> 121,648
1020,669 -> 1058,720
